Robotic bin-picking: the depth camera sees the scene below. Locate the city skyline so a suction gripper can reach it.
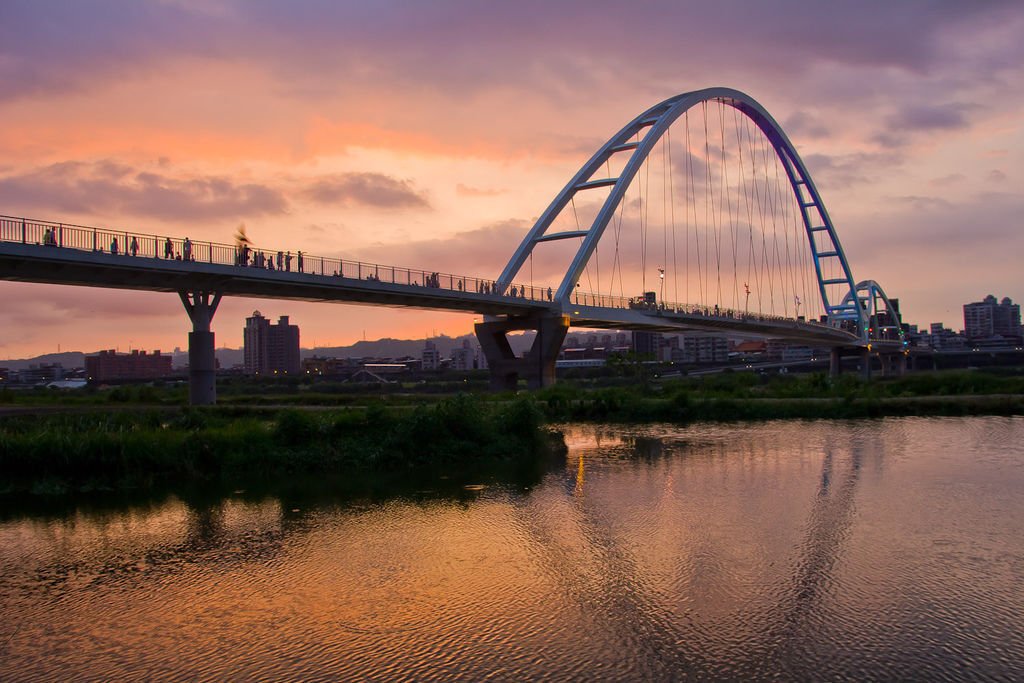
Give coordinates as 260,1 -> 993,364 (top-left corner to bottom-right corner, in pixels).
1,1 -> 1022,358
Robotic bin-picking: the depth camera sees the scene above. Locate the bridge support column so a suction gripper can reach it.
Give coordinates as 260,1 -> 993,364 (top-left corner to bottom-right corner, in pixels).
475,314 -> 569,391
830,348 -> 842,378
879,352 -> 907,378
179,291 -> 222,406
860,349 -> 872,381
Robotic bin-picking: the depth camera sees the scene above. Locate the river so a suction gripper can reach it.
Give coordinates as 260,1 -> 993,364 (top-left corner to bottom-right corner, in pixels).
2,416 -> 1022,681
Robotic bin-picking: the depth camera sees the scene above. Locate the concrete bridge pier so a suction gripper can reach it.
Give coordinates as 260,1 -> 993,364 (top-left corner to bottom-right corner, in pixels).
830,347 -> 842,378
179,291 -> 222,406
860,349 -> 872,381
475,314 -> 569,391
880,352 -> 907,378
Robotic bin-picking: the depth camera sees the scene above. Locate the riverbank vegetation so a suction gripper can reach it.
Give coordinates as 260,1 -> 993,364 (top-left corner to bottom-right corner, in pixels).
2,369 -> 1022,494
3,367 -> 1023,409
0,396 -> 558,494
538,369 -> 1024,422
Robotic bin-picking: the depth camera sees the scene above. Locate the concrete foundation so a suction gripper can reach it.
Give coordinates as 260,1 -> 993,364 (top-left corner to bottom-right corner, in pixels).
475,314 -> 569,391
179,291 -> 222,406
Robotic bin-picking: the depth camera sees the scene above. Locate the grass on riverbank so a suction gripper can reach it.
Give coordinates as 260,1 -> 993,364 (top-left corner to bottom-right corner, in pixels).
0,395 -> 558,494
3,369 -> 1022,494
535,369 -> 1024,422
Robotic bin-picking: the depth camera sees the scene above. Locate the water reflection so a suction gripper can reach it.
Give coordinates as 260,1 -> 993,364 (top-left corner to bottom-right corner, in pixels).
2,417 -> 1023,681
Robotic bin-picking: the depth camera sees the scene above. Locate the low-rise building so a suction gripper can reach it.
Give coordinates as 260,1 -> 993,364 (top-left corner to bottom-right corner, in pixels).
302,356 -> 352,377
85,351 -> 172,381
675,336 -> 729,364
422,341 -> 441,370
17,363 -> 66,384
451,340 -> 476,371
927,323 -> 967,351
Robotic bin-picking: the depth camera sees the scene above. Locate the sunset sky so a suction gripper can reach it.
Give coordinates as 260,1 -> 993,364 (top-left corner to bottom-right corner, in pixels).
1,0 -> 1022,359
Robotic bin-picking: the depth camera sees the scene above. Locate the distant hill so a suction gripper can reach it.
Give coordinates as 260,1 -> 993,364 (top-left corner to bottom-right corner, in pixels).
307,332 -> 536,360
0,352 -> 86,371
3,332 -> 538,371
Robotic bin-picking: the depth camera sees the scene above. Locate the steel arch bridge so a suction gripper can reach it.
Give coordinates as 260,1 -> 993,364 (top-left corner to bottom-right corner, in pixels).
480,87 -> 904,388
0,87 -> 905,402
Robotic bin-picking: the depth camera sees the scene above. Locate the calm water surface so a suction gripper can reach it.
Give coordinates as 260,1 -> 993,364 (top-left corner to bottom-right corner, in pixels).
2,417 -> 1023,681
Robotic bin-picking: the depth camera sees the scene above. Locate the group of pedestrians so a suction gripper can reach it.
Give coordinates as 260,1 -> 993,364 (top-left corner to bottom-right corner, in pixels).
37,224 -> 538,305
154,236 -> 192,260
82,232 -> 197,260
235,246 -> 305,273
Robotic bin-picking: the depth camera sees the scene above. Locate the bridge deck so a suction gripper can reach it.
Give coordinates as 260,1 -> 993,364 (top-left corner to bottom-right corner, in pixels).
0,215 -> 874,346
569,304 -> 861,346
0,240 -> 551,316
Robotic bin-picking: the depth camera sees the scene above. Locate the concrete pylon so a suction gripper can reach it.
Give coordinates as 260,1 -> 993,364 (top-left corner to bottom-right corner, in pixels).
475,314 -> 569,391
179,291 -> 222,406
830,347 -> 842,378
860,348 -> 872,380
879,352 -> 907,378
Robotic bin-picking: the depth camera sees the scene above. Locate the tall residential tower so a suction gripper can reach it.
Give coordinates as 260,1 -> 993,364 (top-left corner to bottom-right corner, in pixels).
243,311 -> 301,375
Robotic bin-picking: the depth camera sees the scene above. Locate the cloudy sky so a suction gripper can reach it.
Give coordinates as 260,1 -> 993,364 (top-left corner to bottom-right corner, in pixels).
1,0 -> 1021,358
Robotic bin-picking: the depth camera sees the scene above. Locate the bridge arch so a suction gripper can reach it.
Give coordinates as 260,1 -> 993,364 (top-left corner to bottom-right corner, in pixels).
498,87 -> 864,331
840,279 -> 905,346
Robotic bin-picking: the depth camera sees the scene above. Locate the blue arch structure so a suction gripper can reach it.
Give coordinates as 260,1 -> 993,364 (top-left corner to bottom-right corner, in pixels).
841,280 -> 906,347
498,87 -> 870,338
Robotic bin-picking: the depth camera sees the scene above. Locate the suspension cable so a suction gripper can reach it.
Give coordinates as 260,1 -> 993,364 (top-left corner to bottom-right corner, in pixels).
668,126 -> 679,308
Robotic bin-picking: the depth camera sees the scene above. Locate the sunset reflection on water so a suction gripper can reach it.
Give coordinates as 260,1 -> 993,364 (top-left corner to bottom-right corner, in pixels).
2,417 -> 1023,680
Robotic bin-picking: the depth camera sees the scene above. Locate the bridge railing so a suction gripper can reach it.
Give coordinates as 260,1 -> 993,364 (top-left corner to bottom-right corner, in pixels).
1,214 -> 848,332
571,289 -> 835,330
0,215 -> 557,304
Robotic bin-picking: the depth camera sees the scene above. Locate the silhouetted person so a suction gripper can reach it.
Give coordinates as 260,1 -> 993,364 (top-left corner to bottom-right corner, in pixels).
130,236 -> 139,256
183,237 -> 192,261
110,237 -> 119,255
297,251 -> 303,273
285,252 -> 292,272
164,237 -> 173,259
